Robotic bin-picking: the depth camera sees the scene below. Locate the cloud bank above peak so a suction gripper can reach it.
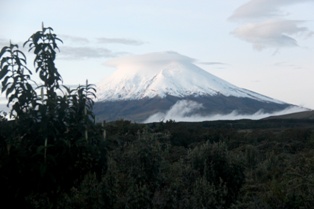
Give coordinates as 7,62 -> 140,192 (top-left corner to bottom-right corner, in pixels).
104,51 -> 196,69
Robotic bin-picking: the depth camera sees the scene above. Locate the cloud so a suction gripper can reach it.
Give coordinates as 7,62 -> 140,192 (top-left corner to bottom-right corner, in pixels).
0,39 -> 24,49
59,34 -> 89,44
59,46 -> 116,59
230,0 -> 312,20
230,0 -> 313,50
1,33 -> 145,61
105,51 -> 196,68
97,37 -> 145,46
48,34 -> 145,60
144,100 -> 204,123
59,35 -> 145,46
232,19 -> 310,50
0,39 -> 32,56
143,100 -> 307,123
0,38 -> 122,61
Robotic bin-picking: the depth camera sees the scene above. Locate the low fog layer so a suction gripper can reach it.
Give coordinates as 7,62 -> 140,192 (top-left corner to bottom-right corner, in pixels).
143,100 -> 308,123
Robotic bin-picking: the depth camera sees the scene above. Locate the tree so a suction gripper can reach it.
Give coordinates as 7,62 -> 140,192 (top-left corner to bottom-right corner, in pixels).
0,24 -> 106,208
188,141 -> 245,208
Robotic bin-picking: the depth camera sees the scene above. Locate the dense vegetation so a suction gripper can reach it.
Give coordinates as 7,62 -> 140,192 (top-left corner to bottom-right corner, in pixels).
0,24 -> 106,208
1,25 -> 314,208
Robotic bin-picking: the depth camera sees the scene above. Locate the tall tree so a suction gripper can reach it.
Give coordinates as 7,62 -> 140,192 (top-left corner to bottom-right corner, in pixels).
0,24 -> 106,209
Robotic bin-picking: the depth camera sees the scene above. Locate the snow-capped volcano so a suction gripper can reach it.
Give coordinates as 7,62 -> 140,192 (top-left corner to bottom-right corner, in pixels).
97,52 -> 282,104
94,52 -> 300,122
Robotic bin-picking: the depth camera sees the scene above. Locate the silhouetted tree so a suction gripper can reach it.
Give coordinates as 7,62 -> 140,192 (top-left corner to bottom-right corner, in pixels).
0,24 -> 106,209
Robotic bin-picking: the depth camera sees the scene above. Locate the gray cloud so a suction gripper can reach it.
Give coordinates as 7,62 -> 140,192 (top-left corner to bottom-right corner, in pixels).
230,0 -> 313,50
232,19 -> 310,50
59,34 -> 89,44
230,0 -> 312,20
0,37 -> 133,61
97,37 -> 145,46
59,46 -> 116,60
48,35 -> 145,60
0,39 -> 32,57
58,35 -> 145,46
0,39 -> 24,48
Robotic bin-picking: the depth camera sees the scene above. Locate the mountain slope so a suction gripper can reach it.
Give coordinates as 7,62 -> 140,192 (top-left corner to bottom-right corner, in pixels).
94,52 -> 300,122
93,95 -> 294,122
97,52 -> 283,104
263,110 -> 314,120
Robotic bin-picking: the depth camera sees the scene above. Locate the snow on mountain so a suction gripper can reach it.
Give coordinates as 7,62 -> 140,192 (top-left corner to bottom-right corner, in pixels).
96,51 -> 283,104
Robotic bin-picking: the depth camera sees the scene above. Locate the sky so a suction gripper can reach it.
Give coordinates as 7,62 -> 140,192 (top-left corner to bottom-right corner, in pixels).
0,0 -> 314,109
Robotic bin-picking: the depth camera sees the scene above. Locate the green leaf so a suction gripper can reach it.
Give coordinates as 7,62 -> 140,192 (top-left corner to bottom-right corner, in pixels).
26,83 -> 34,92
8,94 -> 15,104
0,46 -> 10,57
32,31 -> 42,45
34,44 -> 42,54
6,84 -> 15,97
14,56 -> 22,66
0,65 -> 9,80
17,50 -> 27,62
1,57 -> 10,68
46,26 -> 53,31
10,43 -> 18,49
2,78 -> 11,92
22,40 -> 28,48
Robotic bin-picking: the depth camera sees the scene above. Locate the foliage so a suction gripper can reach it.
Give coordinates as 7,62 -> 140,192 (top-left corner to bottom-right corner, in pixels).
97,119 -> 314,209
0,24 -> 106,209
188,141 -> 245,208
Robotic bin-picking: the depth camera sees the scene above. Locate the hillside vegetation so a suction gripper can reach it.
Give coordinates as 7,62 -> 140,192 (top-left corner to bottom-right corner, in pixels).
2,112 -> 314,208
264,110 -> 314,120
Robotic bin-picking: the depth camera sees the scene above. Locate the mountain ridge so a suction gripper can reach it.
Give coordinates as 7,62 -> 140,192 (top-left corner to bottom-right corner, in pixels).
96,52 -> 283,104
94,52 -> 301,122
93,95 -> 293,122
